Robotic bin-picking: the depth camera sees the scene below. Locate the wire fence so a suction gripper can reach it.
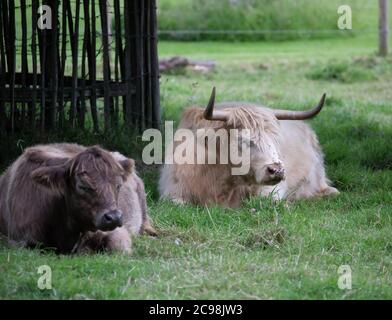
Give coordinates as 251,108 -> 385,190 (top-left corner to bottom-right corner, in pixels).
158,29 -> 379,35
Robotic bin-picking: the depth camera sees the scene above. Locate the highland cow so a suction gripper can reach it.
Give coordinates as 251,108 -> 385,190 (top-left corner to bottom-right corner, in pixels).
159,88 -> 339,207
0,143 -> 156,254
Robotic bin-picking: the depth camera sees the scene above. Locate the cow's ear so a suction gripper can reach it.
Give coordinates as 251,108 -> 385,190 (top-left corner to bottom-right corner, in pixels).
119,158 -> 135,177
31,163 -> 68,193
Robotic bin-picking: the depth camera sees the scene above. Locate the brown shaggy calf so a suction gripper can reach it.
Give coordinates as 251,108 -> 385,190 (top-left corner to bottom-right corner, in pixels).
0,143 -> 156,254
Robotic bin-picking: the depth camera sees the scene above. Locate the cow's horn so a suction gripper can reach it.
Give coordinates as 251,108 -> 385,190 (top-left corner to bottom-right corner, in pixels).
203,87 -> 228,121
273,94 -> 327,120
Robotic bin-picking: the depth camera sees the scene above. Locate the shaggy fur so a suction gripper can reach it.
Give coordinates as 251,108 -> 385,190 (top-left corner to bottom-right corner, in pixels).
0,143 -> 156,254
159,102 -> 339,207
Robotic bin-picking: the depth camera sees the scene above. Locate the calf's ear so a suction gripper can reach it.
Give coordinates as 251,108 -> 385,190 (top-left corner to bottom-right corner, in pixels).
119,158 -> 135,177
110,151 -> 135,177
31,163 -> 68,193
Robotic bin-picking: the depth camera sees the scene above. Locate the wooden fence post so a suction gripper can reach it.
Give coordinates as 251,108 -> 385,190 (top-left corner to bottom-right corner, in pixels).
379,0 -> 389,56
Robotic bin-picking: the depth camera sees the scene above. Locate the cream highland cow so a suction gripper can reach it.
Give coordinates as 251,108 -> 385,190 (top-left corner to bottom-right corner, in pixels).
159,88 -> 339,208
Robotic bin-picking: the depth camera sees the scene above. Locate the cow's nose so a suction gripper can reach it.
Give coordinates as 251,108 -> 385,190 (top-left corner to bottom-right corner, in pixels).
267,166 -> 278,175
102,210 -> 123,229
266,164 -> 285,180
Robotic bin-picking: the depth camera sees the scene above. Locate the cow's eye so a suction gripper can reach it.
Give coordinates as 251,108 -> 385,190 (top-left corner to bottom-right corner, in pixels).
79,185 -> 93,193
243,140 -> 253,147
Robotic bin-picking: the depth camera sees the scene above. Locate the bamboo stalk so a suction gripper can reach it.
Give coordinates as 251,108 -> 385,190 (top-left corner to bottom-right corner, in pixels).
65,0 -> 74,36
39,7 -> 46,132
145,0 -> 153,127
0,0 -> 6,133
139,0 -> 145,130
20,0 -> 28,128
129,1 -> 138,126
150,0 -> 161,129
70,0 -> 81,128
99,0 -> 111,131
104,0 -> 116,127
58,0 -> 68,129
123,0 -> 133,125
114,0 -> 124,78
9,0 -> 16,133
31,0 -> 38,129
79,0 -> 89,129
64,0 -> 74,129
49,0 -> 58,130
114,0 -> 122,126
115,0 -> 126,123
2,0 -> 11,78
89,0 -> 99,132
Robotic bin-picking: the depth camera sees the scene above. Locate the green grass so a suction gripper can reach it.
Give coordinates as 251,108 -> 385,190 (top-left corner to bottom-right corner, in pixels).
1,33 -> 392,299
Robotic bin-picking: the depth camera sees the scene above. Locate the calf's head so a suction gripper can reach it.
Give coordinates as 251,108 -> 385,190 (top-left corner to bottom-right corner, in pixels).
203,87 -> 326,186
31,146 -> 134,232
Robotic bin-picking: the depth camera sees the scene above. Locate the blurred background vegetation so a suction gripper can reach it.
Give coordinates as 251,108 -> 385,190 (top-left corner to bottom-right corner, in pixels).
157,0 -> 383,41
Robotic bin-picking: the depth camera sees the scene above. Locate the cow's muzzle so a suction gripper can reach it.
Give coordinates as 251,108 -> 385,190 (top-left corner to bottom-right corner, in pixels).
264,163 -> 285,185
97,210 -> 123,231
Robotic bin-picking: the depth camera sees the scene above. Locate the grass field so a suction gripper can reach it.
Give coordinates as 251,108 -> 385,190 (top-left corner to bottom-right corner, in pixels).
1,33 -> 392,299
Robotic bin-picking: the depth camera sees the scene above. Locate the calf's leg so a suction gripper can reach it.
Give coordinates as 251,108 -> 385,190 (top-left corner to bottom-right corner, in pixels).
76,227 -> 132,254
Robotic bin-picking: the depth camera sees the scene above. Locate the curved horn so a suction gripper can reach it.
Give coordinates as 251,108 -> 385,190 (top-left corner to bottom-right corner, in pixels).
203,87 -> 229,121
273,94 -> 327,120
